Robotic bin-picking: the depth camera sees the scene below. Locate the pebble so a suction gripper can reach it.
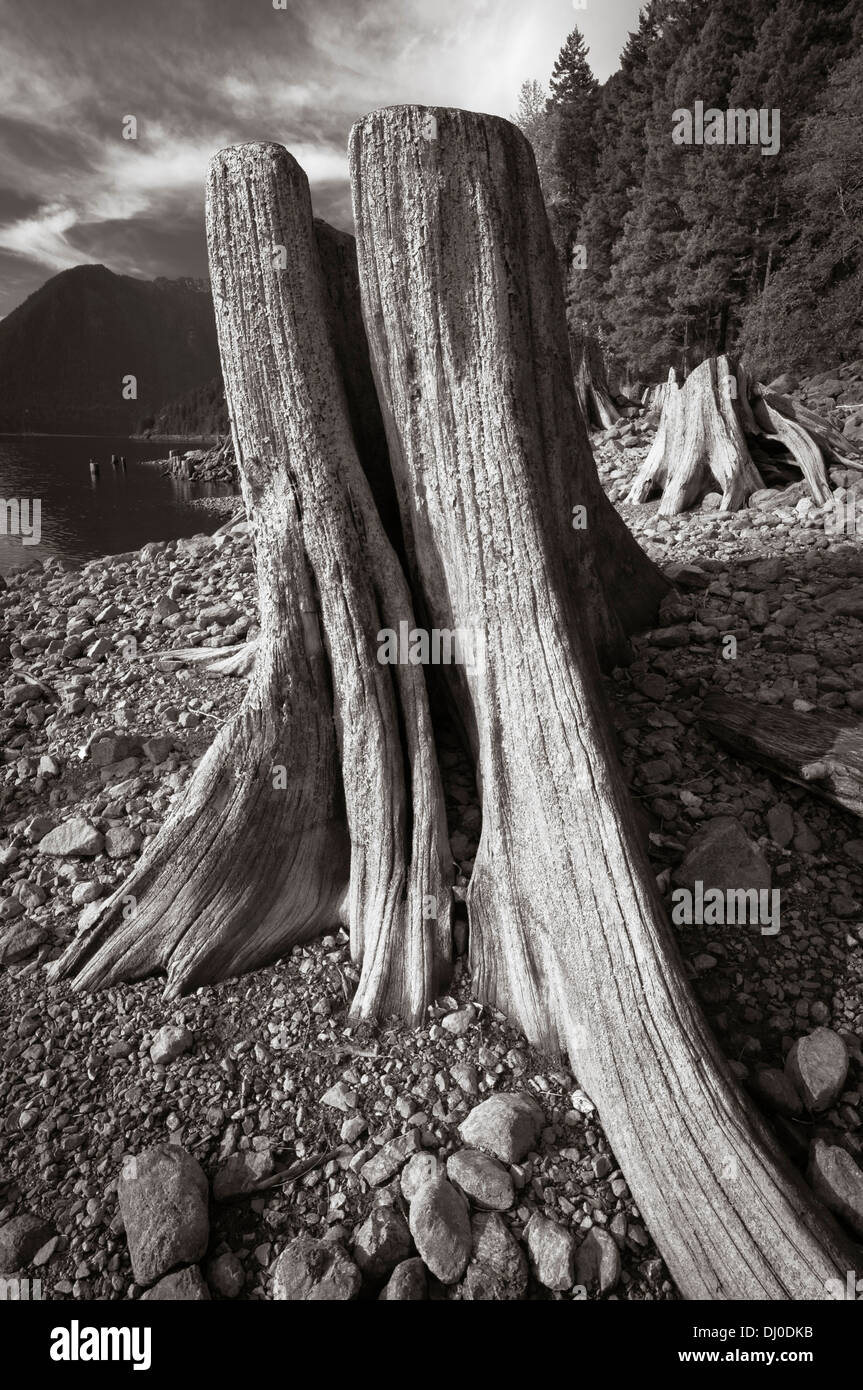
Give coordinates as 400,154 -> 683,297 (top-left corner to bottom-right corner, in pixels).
149,1023 -> 194,1066
462,1211 -> 528,1300
212,1150 -> 273,1201
352,1206 -> 413,1279
359,1131 -> 422,1187
575,1226 -> 621,1295
400,1151 -> 445,1202
36,818 -> 104,857
141,1265 -> 210,1300
446,1150 -> 515,1211
786,1028 -> 849,1112
380,1257 -> 427,1300
807,1139 -> 863,1238
206,1252 -> 245,1298
0,1213 -> 55,1273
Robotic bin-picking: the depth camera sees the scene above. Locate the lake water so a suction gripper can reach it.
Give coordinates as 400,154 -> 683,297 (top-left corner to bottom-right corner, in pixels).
0,434 -> 239,574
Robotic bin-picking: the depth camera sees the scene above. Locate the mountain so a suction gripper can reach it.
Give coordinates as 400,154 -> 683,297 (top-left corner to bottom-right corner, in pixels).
0,264 -> 221,433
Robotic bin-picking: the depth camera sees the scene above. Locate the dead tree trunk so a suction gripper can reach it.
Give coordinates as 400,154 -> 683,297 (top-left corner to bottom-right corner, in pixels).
701,690 -> 863,819
629,356 -> 863,515
350,104 -> 858,1299
50,143 -> 453,1023
641,368 -> 676,427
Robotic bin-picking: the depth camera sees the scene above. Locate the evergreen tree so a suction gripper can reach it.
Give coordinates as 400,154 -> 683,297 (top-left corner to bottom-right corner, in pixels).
544,28 -> 600,270
574,3 -> 664,340
517,0 -> 862,380
512,79 -> 555,204
739,43 -> 863,372
603,0 -> 709,375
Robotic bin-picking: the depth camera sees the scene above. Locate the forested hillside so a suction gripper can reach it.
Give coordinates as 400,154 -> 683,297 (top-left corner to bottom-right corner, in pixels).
139,376 -> 229,438
515,0 -> 863,384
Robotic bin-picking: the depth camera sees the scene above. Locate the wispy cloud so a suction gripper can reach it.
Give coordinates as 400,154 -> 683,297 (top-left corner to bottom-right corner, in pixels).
0,0 -> 643,314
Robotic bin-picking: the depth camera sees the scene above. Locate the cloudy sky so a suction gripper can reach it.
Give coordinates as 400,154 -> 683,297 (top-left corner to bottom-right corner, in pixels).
0,0 -> 644,317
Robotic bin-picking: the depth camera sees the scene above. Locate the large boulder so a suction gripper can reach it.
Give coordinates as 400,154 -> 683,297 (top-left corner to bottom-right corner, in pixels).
458,1092 -> 545,1163
408,1179 -> 472,1284
672,816 -> 771,894
117,1146 -> 209,1287
785,1029 -> 848,1113
271,1234 -> 361,1300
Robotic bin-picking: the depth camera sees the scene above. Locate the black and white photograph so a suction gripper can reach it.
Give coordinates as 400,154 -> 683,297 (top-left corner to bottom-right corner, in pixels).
0,0 -> 862,1360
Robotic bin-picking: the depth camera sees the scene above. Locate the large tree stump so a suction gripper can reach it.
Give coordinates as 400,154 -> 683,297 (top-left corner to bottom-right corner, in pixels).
350,104 -> 859,1299
50,144 -> 453,1023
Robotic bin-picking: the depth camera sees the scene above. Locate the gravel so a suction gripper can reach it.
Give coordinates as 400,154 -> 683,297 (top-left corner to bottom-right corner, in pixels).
1,427 -> 862,1300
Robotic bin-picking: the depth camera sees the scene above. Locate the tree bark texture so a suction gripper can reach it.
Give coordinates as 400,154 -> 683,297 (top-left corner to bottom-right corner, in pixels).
350,104 -> 859,1299
51,144 -> 453,1023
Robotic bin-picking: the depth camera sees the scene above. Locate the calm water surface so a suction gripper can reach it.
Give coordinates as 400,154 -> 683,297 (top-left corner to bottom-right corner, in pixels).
0,434 -> 238,573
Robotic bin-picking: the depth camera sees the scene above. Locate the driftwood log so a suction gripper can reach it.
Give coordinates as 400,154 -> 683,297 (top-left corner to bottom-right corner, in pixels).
701,691 -> 863,819
50,109 -> 861,1300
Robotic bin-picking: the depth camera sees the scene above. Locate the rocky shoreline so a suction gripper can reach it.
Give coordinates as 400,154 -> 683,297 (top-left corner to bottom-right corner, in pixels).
0,431 -> 861,1300
139,439 -> 239,500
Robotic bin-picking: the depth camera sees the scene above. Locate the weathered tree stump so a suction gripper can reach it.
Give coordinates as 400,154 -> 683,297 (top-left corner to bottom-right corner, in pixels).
350,104 -> 858,1299
628,355 -> 863,514
571,320 -> 620,430
48,110 -> 860,1301
628,355 -> 765,512
51,144 -> 453,1023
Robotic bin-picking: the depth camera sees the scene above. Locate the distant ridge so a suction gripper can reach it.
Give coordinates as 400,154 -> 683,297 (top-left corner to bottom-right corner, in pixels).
0,264 -> 221,433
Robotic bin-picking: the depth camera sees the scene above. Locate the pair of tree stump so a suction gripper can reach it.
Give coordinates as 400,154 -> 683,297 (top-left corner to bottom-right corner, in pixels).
49,108 -> 859,1299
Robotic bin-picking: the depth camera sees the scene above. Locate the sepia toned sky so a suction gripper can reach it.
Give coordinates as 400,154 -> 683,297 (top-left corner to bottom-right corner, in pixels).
0,0 -> 644,316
